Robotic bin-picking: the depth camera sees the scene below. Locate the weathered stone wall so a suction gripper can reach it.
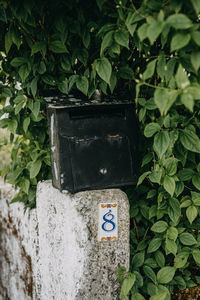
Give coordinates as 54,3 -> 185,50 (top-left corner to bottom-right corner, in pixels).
0,180 -> 130,300
0,180 -> 39,300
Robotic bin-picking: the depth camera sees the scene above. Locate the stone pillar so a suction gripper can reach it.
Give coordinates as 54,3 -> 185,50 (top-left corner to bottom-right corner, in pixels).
0,180 -> 39,300
0,180 -> 130,300
36,180 -> 130,300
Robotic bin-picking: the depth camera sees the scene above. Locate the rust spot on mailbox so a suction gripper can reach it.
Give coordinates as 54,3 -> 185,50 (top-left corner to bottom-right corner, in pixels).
108,135 -> 120,139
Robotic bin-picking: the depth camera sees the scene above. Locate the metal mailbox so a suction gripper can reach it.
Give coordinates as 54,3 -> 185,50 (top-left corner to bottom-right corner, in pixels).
46,93 -> 139,193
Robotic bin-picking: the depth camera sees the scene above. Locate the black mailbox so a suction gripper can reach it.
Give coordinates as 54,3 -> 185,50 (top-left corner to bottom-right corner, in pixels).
46,93 -> 139,193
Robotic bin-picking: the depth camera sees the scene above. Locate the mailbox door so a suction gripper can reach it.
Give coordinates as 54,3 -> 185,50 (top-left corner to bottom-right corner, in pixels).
68,135 -> 134,192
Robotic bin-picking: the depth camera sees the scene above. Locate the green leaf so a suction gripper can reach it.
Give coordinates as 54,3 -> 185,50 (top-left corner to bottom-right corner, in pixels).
100,31 -> 113,56
181,93 -> 194,112
120,273 -> 136,299
42,74 -> 56,86
164,90 -> 179,115
175,64 -> 190,89
179,233 -> 197,245
20,178 -> 30,194
175,181 -> 184,197
191,191 -> 200,202
165,59 -> 176,83
191,52 -> 200,72
95,57 -> 112,84
192,174 -> 200,190
157,56 -> 166,80
114,28 -> 129,49
168,198 -> 181,223
117,266 -> 127,284
49,40 -> 68,53
125,12 -> 141,36
143,266 -> 157,284
165,238 -> 177,256
193,198 -> 200,206
126,22 -> 137,37
180,129 -> 200,153
58,79 -> 68,94
170,33 -> 190,52
163,176 -> 175,197
180,199 -> 192,208
31,41 -> 46,56
151,221 -> 168,233
11,168 -> 23,183
118,66 -> 134,80
155,286 -> 170,300
191,31 -> 200,46
10,57 -> 27,67
153,131 -> 170,158
76,76 -> 89,96
32,102 -> 40,118
149,169 -> 162,184
7,119 -> 18,134
147,21 -> 164,45
77,49 -> 88,65
150,294 -> 167,300
165,157 -> 178,176
137,23 -> 149,41
144,123 -> 160,138
15,102 -> 24,114
5,31 -> 12,54
190,0 -> 200,14
178,168 -> 195,181
110,42 -> 120,55
157,267 -> 176,284
14,95 -> 26,104
132,252 -> 145,268
174,276 -> 187,290
11,27 -> 21,49
2,88 -> 12,98
141,153 -> 153,167
137,171 -> 151,186
155,251 -> 165,268
174,252 -> 189,268
30,160 -> 42,178
145,258 -> 158,269
186,85 -> 200,99
23,117 -> 30,133
31,77 -> 38,98
38,61 -> 46,75
147,238 -> 162,253
192,249 -> 200,265
154,88 -> 168,116
143,59 -> 157,80
166,14 -> 192,29
19,64 -> 31,82
131,293 -> 145,300
110,72 -> 117,93
82,30 -> 90,48
186,206 -> 198,224
167,227 -> 178,241
99,81 -> 107,94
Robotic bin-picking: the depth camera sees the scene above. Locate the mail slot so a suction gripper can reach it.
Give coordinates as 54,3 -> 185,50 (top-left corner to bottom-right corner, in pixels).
46,93 -> 139,193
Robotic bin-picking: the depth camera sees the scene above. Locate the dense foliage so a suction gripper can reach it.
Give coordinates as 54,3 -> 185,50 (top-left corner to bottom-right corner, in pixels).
0,0 -> 200,298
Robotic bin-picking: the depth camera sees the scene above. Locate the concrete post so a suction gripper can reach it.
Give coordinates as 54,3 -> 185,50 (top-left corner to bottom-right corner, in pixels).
0,180 -> 130,300
36,180 -> 130,300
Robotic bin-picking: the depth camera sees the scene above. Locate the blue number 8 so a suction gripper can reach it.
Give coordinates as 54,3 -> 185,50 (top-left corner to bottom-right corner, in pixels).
102,209 -> 116,232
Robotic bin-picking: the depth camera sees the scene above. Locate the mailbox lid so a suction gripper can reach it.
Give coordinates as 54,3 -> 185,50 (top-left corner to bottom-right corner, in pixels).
67,135 -> 136,192
57,103 -> 134,138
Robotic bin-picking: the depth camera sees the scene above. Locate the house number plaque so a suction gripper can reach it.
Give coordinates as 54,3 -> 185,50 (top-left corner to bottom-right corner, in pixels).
98,203 -> 118,242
